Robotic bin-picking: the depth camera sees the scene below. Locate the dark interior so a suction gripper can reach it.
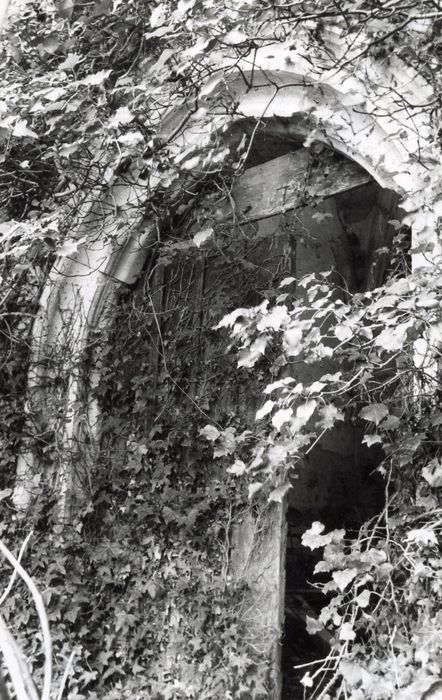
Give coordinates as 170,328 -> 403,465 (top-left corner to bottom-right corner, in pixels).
281,425 -> 385,699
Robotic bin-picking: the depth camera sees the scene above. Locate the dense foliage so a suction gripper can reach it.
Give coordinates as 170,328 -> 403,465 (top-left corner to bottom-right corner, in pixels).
1,1 -> 442,699
215,263 -> 442,698
0,266 -> 280,698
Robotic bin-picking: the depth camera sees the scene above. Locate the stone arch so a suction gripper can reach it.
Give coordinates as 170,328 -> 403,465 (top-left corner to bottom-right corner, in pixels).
13,40 -> 440,519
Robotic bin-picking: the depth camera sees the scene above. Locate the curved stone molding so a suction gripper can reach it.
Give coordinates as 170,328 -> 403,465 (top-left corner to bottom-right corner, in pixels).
13,39 -> 441,517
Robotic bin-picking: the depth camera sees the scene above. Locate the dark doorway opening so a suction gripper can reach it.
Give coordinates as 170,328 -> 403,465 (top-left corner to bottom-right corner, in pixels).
281,424 -> 385,699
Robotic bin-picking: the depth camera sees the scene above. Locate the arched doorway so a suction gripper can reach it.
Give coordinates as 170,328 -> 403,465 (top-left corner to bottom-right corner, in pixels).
10,35 -> 437,699
95,139 -> 400,696
14,44 -> 436,524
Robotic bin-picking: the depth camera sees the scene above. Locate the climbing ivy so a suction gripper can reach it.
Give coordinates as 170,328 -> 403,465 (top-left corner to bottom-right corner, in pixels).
2,1 -> 442,699
209,261 -> 442,698
0,272 -> 276,698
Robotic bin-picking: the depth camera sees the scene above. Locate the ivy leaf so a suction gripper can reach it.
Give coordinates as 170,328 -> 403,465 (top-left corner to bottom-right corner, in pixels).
300,673 -> 314,688
213,427 -> 236,457
340,660 -> 362,685
264,377 -> 296,394
308,380 -> 325,394
306,615 -> 324,635
188,636 -> 203,652
59,142 -> 79,158
222,29 -> 248,45
144,25 -> 171,39
237,335 -> 268,368
362,434 -> 383,447
146,581 -> 157,599
150,3 -> 167,27
57,0 -> 74,19
78,670 -> 98,685
422,459 -> 442,487
388,277 -> 411,294
173,0 -> 196,20
416,293 -> 439,309
35,86 -> 65,102
317,404 -> 344,430
180,154 -> 200,170
58,53 -> 82,71
355,590 -> 371,608
272,408 -> 293,431
38,33 -> 60,54
283,327 -> 303,356
257,305 -> 289,331
397,435 -> 423,466
359,403 -> 389,425
193,227 -> 213,248
381,415 -> 400,430
58,238 -> 81,257
248,482 -> 263,499
256,400 -> 274,421
118,131 -> 144,147
227,460 -> 246,476
302,521 -> 331,550
12,119 -> 38,138
199,425 -> 220,441
334,323 -> 353,342
279,276 -> 296,287
64,605 -> 80,623
215,307 -> 250,329
295,400 -> 317,425
339,622 -> 356,641
268,482 -> 292,503
332,568 -> 358,591
407,528 -> 438,546
374,322 -> 411,353
110,106 -> 134,127
80,70 -> 112,86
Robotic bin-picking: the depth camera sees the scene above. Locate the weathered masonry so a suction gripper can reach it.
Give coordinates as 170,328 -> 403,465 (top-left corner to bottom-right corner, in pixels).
13,36 -> 442,698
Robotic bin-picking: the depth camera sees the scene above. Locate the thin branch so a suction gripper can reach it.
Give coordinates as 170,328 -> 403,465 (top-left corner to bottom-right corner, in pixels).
0,531 -> 33,606
0,539 -> 52,700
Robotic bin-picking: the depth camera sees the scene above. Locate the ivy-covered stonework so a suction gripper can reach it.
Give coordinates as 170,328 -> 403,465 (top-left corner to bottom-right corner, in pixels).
2,2 -> 442,699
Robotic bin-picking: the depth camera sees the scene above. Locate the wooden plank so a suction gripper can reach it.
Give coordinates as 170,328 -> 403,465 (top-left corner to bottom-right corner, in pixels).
230,503 -> 287,699
231,149 -> 371,222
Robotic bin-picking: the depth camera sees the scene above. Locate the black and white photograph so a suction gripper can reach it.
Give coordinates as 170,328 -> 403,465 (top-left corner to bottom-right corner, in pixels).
0,1 -> 442,698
